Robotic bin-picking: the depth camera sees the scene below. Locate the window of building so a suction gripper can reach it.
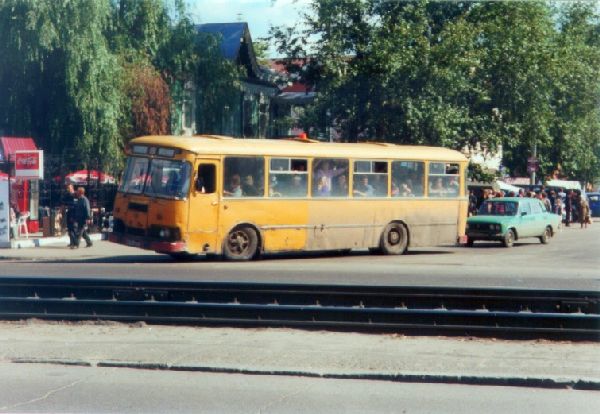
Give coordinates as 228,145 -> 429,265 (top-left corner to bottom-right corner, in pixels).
223,157 -> 264,197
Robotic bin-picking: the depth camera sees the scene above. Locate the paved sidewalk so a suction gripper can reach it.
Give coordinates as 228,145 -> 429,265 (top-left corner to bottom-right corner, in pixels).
0,321 -> 598,390
1,232 -> 106,250
0,239 -> 149,261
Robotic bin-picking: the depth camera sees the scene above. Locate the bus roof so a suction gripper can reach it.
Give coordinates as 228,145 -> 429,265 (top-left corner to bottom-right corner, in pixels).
129,135 -> 467,162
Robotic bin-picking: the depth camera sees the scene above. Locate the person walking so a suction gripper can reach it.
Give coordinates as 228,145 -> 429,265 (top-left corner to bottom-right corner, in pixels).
72,187 -> 93,248
564,190 -> 573,226
63,184 -> 77,247
579,196 -> 590,229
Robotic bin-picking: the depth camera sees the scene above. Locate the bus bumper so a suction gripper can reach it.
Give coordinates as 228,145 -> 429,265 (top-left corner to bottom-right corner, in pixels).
109,233 -> 188,253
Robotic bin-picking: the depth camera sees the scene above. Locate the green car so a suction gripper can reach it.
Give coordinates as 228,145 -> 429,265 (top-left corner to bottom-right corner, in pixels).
466,197 -> 561,247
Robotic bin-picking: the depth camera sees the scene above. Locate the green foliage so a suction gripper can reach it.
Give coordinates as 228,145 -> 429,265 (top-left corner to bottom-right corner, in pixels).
0,0 -> 122,173
467,162 -> 498,184
0,0 -> 200,174
270,0 -> 600,185
194,32 -> 243,135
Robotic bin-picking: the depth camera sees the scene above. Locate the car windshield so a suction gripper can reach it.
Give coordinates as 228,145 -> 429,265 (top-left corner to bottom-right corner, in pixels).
119,157 -> 191,199
478,200 -> 518,216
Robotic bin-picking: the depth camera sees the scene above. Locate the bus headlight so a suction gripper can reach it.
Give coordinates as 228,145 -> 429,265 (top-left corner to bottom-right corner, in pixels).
150,225 -> 181,241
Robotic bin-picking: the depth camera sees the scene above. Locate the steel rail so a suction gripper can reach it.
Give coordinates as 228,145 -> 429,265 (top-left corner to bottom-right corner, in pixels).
0,277 -> 598,340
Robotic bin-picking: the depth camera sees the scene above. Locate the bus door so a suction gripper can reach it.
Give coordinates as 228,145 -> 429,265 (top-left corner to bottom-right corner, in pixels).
187,161 -> 220,253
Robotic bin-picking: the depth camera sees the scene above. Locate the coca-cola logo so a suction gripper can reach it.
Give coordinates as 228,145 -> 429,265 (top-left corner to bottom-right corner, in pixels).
17,156 -> 37,166
16,153 -> 39,169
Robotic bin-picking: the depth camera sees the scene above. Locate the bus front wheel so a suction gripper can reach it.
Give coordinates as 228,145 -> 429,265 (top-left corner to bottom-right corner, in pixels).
223,226 -> 259,261
380,222 -> 408,255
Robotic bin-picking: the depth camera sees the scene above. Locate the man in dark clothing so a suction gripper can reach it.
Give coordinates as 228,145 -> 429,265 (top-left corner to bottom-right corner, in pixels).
63,184 -> 77,247
564,190 -> 573,226
72,187 -> 93,248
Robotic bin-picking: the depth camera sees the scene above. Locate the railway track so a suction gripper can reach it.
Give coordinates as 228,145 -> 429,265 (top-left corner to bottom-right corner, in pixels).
0,277 -> 598,340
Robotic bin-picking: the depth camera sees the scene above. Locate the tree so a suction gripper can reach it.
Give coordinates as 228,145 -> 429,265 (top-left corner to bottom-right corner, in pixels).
270,0 -> 599,184
0,0 -> 123,173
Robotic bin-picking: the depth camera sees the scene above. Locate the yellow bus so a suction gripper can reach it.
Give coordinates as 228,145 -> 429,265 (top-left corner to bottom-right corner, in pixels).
110,135 -> 468,260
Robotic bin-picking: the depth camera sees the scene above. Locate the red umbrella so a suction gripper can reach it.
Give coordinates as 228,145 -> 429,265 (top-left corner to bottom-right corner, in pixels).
65,170 -> 115,184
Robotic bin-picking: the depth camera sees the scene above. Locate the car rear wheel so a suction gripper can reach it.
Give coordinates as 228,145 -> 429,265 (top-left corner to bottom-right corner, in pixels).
502,229 -> 515,248
539,226 -> 552,244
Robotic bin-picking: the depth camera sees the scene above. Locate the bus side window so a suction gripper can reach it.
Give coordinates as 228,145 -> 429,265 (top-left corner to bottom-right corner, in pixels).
392,161 -> 424,197
197,165 -> 216,194
313,158 -> 349,197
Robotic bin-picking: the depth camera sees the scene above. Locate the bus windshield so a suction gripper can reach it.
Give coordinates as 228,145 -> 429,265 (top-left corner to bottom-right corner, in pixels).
119,157 -> 191,199
478,200 -> 518,216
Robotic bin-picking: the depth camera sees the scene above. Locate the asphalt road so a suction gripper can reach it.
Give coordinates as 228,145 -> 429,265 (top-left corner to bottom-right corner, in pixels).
0,221 -> 598,290
1,363 -> 598,414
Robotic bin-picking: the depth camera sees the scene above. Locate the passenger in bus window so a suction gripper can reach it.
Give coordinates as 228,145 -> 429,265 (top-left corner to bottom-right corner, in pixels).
400,182 -> 413,197
269,176 -> 282,197
224,174 -> 242,197
286,175 -> 306,197
332,174 -> 349,197
392,181 -> 400,196
372,175 -> 387,196
316,176 -> 330,196
353,176 -> 375,197
242,175 -> 259,196
429,177 -> 446,197
447,177 -> 459,196
314,160 -> 346,196
166,171 -> 180,195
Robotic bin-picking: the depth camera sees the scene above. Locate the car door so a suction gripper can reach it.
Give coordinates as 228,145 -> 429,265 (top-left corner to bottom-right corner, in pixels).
530,200 -> 546,236
518,201 -> 535,237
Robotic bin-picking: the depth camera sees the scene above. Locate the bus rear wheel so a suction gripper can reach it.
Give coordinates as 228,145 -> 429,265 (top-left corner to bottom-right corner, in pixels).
223,226 -> 259,261
379,222 -> 408,255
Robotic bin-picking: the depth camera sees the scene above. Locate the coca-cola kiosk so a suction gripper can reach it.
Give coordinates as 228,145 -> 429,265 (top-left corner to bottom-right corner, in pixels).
0,137 -> 42,233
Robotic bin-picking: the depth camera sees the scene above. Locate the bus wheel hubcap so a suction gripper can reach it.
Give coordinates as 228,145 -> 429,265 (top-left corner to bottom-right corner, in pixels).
230,231 -> 249,253
389,230 -> 400,245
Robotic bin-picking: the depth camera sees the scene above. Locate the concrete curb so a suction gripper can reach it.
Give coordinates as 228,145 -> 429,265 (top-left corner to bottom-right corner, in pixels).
6,232 -> 107,249
11,358 -> 600,391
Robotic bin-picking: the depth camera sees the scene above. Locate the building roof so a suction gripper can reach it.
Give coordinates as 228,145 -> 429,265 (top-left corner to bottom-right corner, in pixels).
0,136 -> 37,163
196,22 -> 248,60
129,135 -> 467,163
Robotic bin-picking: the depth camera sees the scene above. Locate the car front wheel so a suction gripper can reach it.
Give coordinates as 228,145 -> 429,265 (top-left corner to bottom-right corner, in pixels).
502,229 -> 515,248
539,226 -> 552,244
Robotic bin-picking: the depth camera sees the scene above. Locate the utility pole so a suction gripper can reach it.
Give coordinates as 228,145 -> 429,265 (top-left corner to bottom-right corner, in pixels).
529,141 -> 537,185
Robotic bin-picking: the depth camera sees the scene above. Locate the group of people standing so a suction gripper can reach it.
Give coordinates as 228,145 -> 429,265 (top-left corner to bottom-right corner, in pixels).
469,186 -> 592,229
63,184 -> 93,248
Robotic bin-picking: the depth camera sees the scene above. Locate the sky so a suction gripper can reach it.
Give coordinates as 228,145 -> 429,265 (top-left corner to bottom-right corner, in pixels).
187,0 -> 310,43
